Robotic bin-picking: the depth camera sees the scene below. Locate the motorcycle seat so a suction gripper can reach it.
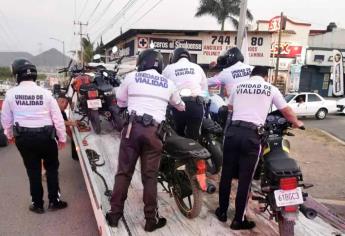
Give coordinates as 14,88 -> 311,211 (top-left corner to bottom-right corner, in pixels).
202,118 -> 223,135
97,84 -> 113,92
264,151 -> 301,176
79,83 -> 98,93
164,134 -> 210,160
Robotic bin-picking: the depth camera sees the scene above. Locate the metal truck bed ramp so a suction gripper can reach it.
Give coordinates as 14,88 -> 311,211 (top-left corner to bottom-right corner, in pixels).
72,121 -> 343,236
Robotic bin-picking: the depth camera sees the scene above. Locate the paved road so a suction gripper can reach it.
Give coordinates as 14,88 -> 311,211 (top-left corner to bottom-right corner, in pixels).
300,113 -> 345,141
0,140 -> 98,236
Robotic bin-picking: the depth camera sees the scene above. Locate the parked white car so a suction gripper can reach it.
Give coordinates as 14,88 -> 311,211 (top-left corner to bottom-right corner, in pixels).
284,92 -> 338,120
337,98 -> 345,114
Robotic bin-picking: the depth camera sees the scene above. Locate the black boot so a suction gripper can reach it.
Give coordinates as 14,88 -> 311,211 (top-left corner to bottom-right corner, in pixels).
106,212 -> 122,227
230,217 -> 256,230
48,199 -> 68,211
29,203 -> 44,214
215,207 -> 227,222
144,216 -> 167,232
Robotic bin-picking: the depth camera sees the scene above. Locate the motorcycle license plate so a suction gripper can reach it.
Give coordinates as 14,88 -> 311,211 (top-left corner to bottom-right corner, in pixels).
87,99 -> 102,109
274,187 -> 303,207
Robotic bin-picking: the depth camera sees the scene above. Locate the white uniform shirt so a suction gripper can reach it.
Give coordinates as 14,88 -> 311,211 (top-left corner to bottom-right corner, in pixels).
162,58 -> 208,97
229,76 -> 288,126
209,94 -> 226,113
1,81 -> 66,142
208,61 -> 253,96
116,69 -> 185,123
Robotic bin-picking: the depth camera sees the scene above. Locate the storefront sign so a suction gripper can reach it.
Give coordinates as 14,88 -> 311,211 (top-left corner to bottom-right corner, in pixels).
149,38 -> 202,51
198,32 -> 271,65
271,42 -> 302,58
110,40 -> 135,61
332,49 -> 344,96
268,16 -> 283,32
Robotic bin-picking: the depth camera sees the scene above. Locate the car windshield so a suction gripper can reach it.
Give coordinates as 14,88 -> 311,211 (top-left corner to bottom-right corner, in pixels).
284,94 -> 296,103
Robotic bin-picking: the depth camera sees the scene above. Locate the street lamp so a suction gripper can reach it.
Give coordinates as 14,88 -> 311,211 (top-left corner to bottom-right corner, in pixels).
49,37 -> 65,66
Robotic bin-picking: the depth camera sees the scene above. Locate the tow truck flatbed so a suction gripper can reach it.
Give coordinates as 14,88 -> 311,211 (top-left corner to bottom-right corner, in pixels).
72,116 -> 344,236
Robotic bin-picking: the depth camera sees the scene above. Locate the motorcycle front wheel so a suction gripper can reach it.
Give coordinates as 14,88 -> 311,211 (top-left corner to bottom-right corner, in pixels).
88,109 -> 101,134
172,169 -> 202,219
278,213 -> 295,236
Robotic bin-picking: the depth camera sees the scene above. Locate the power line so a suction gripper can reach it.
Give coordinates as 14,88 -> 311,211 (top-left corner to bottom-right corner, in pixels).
0,9 -> 21,50
86,0 -> 103,23
88,0 -> 116,31
125,0 -> 164,28
78,0 -> 90,21
91,0 -> 139,43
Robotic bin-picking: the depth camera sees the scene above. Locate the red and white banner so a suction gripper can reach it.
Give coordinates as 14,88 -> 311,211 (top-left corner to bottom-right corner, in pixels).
271,42 -> 302,58
332,49 -> 344,96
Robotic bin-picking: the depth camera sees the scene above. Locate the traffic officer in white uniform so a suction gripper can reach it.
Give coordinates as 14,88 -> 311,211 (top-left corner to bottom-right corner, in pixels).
1,59 -> 67,214
215,66 -> 303,230
162,47 -> 208,140
106,49 -> 185,232
208,47 -> 253,98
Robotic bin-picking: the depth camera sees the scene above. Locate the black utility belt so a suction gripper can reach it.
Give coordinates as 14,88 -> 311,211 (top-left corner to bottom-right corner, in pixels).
134,114 -> 160,127
231,120 -> 259,131
182,96 -> 204,104
13,124 -> 56,139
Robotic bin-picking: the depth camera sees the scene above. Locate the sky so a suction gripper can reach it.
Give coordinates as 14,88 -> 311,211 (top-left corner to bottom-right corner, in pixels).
0,0 -> 344,56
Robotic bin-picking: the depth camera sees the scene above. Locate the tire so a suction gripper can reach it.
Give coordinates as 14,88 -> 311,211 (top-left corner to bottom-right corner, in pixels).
172,169 -> 203,219
205,140 -> 223,175
315,108 -> 327,120
89,109 -> 101,134
278,213 -> 295,236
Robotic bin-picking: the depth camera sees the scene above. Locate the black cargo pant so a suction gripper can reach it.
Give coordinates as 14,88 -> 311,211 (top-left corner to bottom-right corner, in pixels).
110,122 -> 162,220
218,126 -> 261,222
172,101 -> 204,140
15,133 -> 60,207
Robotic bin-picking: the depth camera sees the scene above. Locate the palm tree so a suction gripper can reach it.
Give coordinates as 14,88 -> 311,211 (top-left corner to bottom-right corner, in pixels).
195,0 -> 253,31
81,37 -> 94,63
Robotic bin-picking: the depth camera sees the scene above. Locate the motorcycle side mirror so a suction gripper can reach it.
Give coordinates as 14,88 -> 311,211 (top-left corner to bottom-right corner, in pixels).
180,88 -> 192,97
93,54 -> 101,60
112,46 -> 118,53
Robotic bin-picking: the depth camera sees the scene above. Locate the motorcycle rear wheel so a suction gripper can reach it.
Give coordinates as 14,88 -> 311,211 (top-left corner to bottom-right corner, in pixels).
278,214 -> 295,236
89,109 -> 101,134
172,169 -> 202,219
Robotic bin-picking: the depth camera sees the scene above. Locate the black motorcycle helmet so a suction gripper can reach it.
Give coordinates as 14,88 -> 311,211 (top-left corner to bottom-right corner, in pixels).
222,47 -> 244,68
11,58 -> 37,83
137,49 -> 163,74
170,47 -> 191,63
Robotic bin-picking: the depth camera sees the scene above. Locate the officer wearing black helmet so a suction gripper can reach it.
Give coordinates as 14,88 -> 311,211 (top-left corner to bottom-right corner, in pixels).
215,66 -> 303,230
162,47 -> 208,140
1,59 -> 68,214
208,47 -> 253,98
106,49 -> 185,232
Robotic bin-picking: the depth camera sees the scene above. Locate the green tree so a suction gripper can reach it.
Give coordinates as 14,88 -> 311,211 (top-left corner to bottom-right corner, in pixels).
0,67 -> 12,79
82,36 -> 94,63
195,0 -> 253,31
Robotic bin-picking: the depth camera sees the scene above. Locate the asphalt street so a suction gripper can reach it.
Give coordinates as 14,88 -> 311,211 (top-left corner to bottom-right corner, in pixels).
0,139 -> 98,236
300,113 -> 345,141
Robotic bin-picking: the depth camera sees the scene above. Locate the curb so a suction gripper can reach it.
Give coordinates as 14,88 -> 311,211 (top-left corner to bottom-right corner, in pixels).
316,129 -> 345,146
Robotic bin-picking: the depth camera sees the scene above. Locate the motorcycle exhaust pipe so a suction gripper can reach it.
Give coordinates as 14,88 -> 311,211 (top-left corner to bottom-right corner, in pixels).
300,204 -> 317,220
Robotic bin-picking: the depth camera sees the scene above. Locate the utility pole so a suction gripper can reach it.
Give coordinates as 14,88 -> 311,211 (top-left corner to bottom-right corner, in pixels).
274,12 -> 284,85
236,0 -> 248,49
74,21 -> 88,65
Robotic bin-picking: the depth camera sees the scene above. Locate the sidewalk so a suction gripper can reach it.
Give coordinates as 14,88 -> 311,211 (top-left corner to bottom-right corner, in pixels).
287,128 -> 345,219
